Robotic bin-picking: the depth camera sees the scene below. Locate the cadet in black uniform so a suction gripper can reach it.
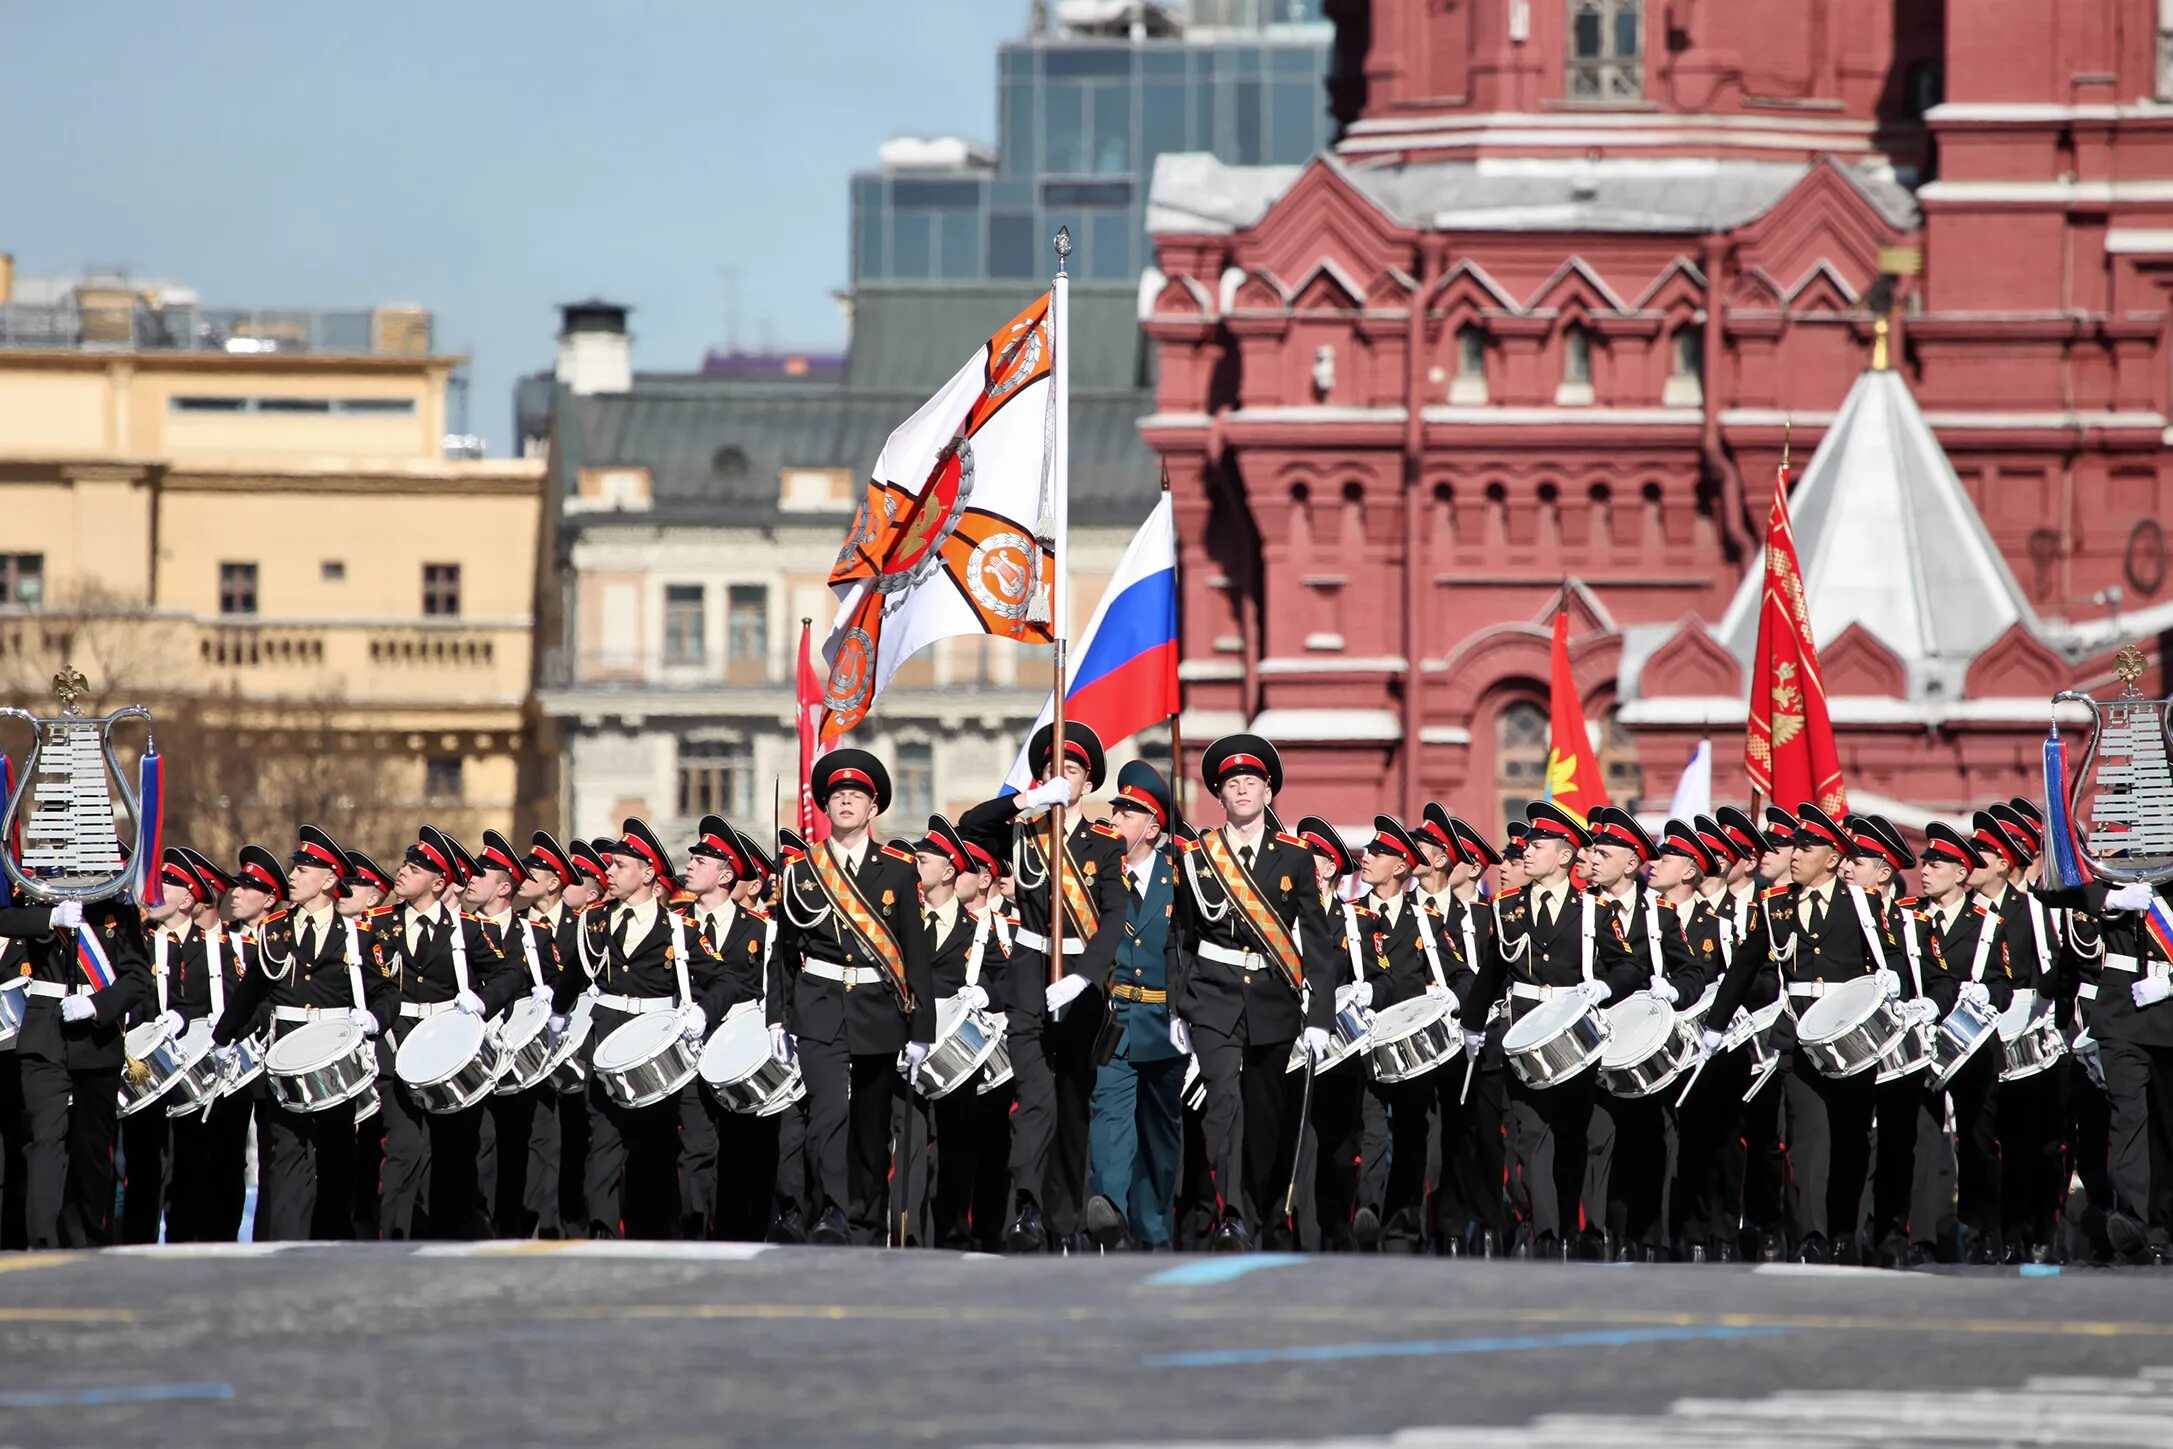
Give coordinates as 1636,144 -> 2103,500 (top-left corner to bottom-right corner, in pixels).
462,830 -> 559,1238
1436,814 -> 1509,1258
1669,819 -> 1747,1261
1467,802 -> 1644,1259
122,850 -> 209,1243
958,722 -> 1128,1252
1980,803 -> 2066,1263
680,815 -> 776,1240
0,893 -> 152,1248
770,754 -> 936,1245
1170,734 -> 1334,1251
334,848 -> 395,1240
1285,816 -> 1366,1250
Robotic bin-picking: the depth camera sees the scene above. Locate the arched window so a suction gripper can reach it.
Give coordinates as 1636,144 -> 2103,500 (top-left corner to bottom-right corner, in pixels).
1557,323 -> 1594,405
1665,323 -> 1703,405
1568,0 -> 1643,101
1451,324 -> 1489,405
1495,700 -> 1549,836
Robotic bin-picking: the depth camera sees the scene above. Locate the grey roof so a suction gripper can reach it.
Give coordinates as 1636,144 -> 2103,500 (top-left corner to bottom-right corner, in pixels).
846,284 -> 1149,394
1712,366 -> 2046,696
1148,151 -> 1919,236
556,376 -> 1159,530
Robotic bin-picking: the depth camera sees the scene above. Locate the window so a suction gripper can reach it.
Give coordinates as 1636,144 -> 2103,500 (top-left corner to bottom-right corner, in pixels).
1451,324 -> 1489,406
726,585 -> 767,680
169,395 -> 415,415
1567,0 -> 1642,101
322,560 -> 346,582
1494,701 -> 1549,837
1557,324 -> 1594,405
677,742 -> 753,820
663,584 -> 706,667
897,741 -> 933,821
425,756 -> 463,804
0,553 -> 42,606
422,563 -> 461,618
218,562 -> 258,616
1665,324 -> 1704,406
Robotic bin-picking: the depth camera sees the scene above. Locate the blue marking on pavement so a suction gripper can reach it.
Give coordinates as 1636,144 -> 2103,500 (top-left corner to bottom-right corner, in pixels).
0,1382 -> 234,1409
1147,1254 -> 1307,1286
1143,1323 -> 1792,1369
2020,1264 -> 2061,1277
239,1187 -> 258,1242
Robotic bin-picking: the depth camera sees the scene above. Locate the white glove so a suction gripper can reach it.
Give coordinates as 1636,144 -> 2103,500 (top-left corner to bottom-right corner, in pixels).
904,1040 -> 931,1084
529,984 -> 554,1005
1018,778 -> 1072,813
680,1004 -> 708,1042
50,901 -> 84,929
1647,979 -> 1679,1006
1874,968 -> 1901,1000
958,984 -> 990,1012
1574,980 -> 1610,1006
348,1007 -> 380,1038
454,989 -> 485,1016
2133,975 -> 2172,1009
1424,982 -> 1455,1007
212,1044 -> 241,1075
1046,973 -> 1089,1015
769,1025 -> 796,1066
1336,980 -> 1373,1012
1958,981 -> 1992,1010
1700,1027 -> 1728,1056
2108,882 -> 2158,912
1462,1029 -> 1486,1055
1168,1015 -> 1193,1055
60,995 -> 95,1023
1904,997 -> 1940,1025
2074,1029 -> 2106,1089
1301,1026 -> 1333,1066
157,1010 -> 186,1037
545,1013 -> 569,1045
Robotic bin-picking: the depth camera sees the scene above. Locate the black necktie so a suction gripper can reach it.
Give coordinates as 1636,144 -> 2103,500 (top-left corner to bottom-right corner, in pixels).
1240,844 -> 1255,872
298,920 -> 317,963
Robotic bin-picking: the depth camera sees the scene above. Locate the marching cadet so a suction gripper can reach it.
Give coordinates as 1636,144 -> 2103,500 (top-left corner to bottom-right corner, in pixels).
337,848 -> 395,1240
218,843 -> 292,1237
1352,814 -> 1460,1253
1584,807 -> 1707,1261
906,815 -> 1008,1250
1981,802 -> 2066,1264
1831,813 -> 1920,1267
213,827 -> 396,1241
737,828 -> 812,1243
770,754 -> 936,1246
681,815 -> 776,1241
553,819 -> 728,1239
0,892 -> 152,1249
1437,814 -> 1508,1258
467,830 -> 562,1239
1898,820 -> 2011,1263
510,831 -> 581,1239
1288,815 -> 1367,1251
121,853 -> 204,1243
1467,802 -> 1643,1260
1171,734 -> 1335,1252
959,722 -> 1128,1253
1669,819 -> 1747,1261
1707,804 -> 1791,1259
363,825 -> 522,1240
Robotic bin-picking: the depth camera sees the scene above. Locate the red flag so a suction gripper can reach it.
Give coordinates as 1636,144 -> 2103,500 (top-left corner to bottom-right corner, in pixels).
795,620 -> 829,844
1745,463 -> 1847,815
1545,611 -> 1609,825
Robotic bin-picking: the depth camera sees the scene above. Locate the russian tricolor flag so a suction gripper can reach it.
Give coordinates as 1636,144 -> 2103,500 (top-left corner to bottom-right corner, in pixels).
1003,494 -> 1179,794
76,925 -> 117,992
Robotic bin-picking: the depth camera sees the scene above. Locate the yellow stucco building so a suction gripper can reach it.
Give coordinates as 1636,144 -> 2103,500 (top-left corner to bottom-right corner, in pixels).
0,267 -> 546,854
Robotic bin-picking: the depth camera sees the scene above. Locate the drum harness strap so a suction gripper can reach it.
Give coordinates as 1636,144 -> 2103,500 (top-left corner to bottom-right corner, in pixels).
1899,907 -> 1929,999
153,930 -> 170,1015
1410,895 -> 1449,991
1338,900 -> 1368,988
514,917 -> 543,992
668,912 -> 693,1007
2015,894 -> 2054,1015
1640,889 -> 1667,994
343,920 -> 366,1010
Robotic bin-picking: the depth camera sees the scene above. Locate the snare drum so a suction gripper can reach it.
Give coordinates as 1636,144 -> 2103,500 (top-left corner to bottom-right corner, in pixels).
543,999 -> 593,1094
0,976 -> 26,1050
1795,977 -> 1908,1079
1597,995 -> 1696,1098
162,1020 -> 232,1119
494,997 -> 558,1095
1930,993 -> 2002,1088
1287,995 -> 1374,1075
1875,1019 -> 1934,1083
593,1009 -> 702,1109
220,1031 -> 269,1095
975,1030 -> 1015,1095
396,1012 -> 509,1114
1502,993 -> 1610,1089
119,1018 -> 208,1117
1366,996 -> 1462,1083
267,1016 -> 379,1114
1997,999 -> 2067,1083
913,995 -> 1004,1099
700,1002 -> 806,1115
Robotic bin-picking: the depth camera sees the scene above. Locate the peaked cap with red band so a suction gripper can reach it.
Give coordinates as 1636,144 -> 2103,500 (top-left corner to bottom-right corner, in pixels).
479,829 -> 524,878
290,824 -> 349,879
525,831 -> 576,890
162,846 -> 212,904
343,849 -> 394,896
1294,814 -> 1353,876
1029,720 -> 1107,791
604,817 -> 676,887
1713,805 -> 1774,860
568,839 -> 606,883
438,832 -> 479,887
1501,822 -> 1527,861
915,814 -> 976,876
1587,805 -> 1657,862
1791,802 -> 1850,853
1201,733 -> 1283,795
405,826 -> 457,882
1109,759 -> 1172,828
734,829 -> 777,884
176,845 -> 231,897
234,843 -> 288,899
811,748 -> 892,813
1658,818 -> 1716,874
1971,808 -> 2030,870
1367,814 -> 1422,869
1988,802 -> 2041,857
1843,812 -> 1912,871
1923,820 -> 1985,870
1448,815 -> 1501,869
1524,800 -> 1591,849
687,814 -> 749,875
1692,813 -> 1743,866
1419,803 -> 1465,863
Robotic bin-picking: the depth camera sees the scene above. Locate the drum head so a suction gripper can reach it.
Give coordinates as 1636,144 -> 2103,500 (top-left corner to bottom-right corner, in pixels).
1503,993 -> 1586,1051
174,1018 -> 214,1060
699,1012 -> 767,1083
936,995 -> 972,1037
1685,984 -> 1720,1020
270,1016 -> 364,1074
595,1012 -> 680,1074
1371,995 -> 1444,1043
501,996 -> 551,1048
397,1012 -> 486,1086
123,1019 -> 174,1057
1797,976 -> 1882,1042
1601,996 -> 1673,1066
1995,999 -> 2036,1041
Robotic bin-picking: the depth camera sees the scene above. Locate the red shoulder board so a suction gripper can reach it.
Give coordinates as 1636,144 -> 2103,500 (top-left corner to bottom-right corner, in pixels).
1655,896 -> 1678,911
1895,896 -> 1919,909
364,903 -> 397,919
1971,902 -> 1989,917
1090,819 -> 1120,839
743,905 -> 771,924
880,843 -> 915,864
1274,832 -> 1307,850
667,888 -> 696,907
1175,836 -> 1199,853
1762,885 -> 1790,900
261,908 -> 291,926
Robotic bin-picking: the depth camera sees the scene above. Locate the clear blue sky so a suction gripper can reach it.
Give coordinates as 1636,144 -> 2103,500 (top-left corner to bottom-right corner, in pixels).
5,1 -> 1024,452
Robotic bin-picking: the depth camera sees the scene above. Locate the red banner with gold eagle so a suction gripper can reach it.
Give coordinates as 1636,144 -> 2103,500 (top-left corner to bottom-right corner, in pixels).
1746,462 -> 1847,815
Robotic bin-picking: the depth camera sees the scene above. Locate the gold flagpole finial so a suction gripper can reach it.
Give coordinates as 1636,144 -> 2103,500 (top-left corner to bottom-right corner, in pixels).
1781,416 -> 1792,474
1871,315 -> 1890,372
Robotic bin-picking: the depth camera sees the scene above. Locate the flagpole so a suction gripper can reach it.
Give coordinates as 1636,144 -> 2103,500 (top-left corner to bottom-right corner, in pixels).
1046,229 -> 1072,988
1163,464 -> 1185,822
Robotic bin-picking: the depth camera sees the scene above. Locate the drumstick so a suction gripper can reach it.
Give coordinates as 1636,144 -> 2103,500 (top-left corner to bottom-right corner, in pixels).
1673,1053 -> 1707,1110
1283,1046 -> 1316,1224
1459,1039 -> 1477,1104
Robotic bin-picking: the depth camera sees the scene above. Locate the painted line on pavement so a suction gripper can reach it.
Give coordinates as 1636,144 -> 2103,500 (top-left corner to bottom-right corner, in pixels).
101,1242 -> 303,1259
0,1253 -> 75,1277
1143,1323 -> 1793,1369
0,1381 -> 233,1409
0,1307 -> 136,1323
1148,1254 -> 1307,1286
414,1240 -> 773,1260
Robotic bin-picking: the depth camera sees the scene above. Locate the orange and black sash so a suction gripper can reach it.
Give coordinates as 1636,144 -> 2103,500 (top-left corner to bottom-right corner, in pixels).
1026,820 -> 1101,939
1196,830 -> 1303,992
805,844 -> 915,1014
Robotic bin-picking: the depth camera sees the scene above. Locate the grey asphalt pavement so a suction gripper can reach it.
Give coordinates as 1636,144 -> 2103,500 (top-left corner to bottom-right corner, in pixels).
3,1243 -> 2171,1447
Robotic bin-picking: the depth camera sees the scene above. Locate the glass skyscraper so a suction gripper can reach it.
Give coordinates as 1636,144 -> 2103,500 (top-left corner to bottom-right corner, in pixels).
852,6 -> 1332,287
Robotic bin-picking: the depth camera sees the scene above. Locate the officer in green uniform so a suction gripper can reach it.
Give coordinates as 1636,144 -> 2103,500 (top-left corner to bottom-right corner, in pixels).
1083,761 -> 1185,1250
